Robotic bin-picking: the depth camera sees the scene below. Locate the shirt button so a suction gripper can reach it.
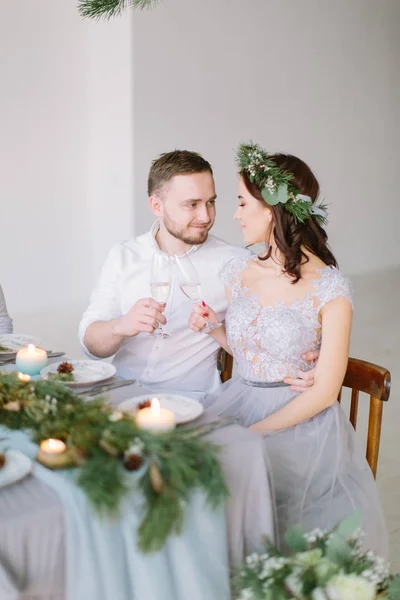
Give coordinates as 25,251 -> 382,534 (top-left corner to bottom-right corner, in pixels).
155,346 -> 160,351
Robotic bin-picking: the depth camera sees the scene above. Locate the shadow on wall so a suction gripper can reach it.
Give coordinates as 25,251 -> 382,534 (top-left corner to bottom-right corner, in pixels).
12,303 -> 89,359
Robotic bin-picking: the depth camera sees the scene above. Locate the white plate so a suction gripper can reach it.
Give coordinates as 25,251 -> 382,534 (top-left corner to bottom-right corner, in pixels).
0,450 -> 33,488
0,334 -> 39,358
118,393 -> 204,425
40,360 -> 116,387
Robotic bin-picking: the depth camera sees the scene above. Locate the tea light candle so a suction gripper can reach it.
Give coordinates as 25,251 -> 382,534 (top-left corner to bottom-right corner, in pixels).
36,438 -> 73,469
135,398 -> 175,433
16,344 -> 48,376
17,372 -> 31,383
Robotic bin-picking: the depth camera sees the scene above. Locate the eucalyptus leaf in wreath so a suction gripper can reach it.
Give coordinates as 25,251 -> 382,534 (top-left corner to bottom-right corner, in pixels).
261,184 -> 289,207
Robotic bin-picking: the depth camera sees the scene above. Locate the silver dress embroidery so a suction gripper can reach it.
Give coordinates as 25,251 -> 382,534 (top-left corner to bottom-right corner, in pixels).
221,257 -> 353,382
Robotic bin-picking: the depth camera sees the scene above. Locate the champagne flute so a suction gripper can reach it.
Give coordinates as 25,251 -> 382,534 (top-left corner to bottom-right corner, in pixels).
175,253 -> 222,334
150,252 -> 172,339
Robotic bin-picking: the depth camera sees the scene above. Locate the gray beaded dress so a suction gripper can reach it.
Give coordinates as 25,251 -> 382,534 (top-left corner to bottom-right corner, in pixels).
204,257 -> 388,556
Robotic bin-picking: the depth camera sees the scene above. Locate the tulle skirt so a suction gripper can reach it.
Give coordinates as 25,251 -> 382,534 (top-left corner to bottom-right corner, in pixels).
204,376 -> 388,557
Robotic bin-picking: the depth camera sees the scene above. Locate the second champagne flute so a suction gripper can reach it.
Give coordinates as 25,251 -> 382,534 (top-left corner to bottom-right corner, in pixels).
150,253 -> 172,339
175,253 -> 222,334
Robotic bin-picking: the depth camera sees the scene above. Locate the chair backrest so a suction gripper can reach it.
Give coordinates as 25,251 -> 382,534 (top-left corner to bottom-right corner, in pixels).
217,350 -> 391,478
338,357 -> 391,478
217,348 -> 233,383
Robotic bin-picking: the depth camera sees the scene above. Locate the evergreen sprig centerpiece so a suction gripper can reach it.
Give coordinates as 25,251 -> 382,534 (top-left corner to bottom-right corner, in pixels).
0,372 -> 228,552
78,0 -> 160,20
234,513 -> 400,600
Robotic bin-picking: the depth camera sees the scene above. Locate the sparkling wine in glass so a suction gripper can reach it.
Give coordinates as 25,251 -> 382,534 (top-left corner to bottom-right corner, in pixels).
150,282 -> 171,304
150,253 -> 172,339
176,253 -> 222,334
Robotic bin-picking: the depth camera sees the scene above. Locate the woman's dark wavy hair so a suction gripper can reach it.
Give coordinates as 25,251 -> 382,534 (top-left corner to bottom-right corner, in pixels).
241,153 -> 337,283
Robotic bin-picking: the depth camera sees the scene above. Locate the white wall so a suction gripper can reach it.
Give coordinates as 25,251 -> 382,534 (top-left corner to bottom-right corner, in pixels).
132,0 -> 400,275
1,0 -> 399,356
1,1 -> 134,356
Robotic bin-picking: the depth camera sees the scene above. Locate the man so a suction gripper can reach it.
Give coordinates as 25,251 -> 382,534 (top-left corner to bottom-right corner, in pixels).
79,150 -> 315,396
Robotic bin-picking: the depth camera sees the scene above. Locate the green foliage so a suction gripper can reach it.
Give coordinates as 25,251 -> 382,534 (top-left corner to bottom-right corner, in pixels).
284,525 -> 307,553
0,372 -> 227,552
237,142 -> 329,226
77,449 -> 129,515
234,516 -> 395,600
387,575 -> 400,600
78,0 -> 160,20
48,372 -> 75,382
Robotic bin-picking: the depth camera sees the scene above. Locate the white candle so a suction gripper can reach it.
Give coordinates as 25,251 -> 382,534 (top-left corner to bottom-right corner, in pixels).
15,344 -> 48,376
36,438 -> 72,469
18,372 -> 31,382
135,398 -> 175,433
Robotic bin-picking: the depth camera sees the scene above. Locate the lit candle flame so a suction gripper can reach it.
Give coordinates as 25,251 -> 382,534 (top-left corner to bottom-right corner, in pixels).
48,439 -> 62,450
151,398 -> 161,416
18,372 -> 31,382
27,344 -> 36,354
40,438 -> 66,454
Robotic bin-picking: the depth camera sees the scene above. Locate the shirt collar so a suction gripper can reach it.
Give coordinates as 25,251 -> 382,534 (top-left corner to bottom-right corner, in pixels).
150,220 -> 205,258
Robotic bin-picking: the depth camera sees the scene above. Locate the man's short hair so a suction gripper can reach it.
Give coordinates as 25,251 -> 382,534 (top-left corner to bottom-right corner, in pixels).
147,150 -> 213,196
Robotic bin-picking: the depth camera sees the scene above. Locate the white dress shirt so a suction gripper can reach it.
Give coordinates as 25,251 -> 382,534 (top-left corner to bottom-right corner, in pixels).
0,285 -> 13,334
79,223 -> 249,395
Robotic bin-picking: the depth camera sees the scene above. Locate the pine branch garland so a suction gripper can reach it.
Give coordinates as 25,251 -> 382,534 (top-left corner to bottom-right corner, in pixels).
0,372 -> 228,552
78,0 -> 160,20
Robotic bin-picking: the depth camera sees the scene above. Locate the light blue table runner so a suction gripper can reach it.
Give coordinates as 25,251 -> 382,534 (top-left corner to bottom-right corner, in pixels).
1,427 -> 230,600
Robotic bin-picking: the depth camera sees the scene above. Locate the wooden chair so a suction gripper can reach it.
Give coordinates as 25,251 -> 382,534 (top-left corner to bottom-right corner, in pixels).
338,357 -> 391,478
217,350 -> 391,478
217,348 -> 234,383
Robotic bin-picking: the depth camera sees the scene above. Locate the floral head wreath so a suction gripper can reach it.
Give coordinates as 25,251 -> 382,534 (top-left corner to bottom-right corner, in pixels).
236,142 -> 328,226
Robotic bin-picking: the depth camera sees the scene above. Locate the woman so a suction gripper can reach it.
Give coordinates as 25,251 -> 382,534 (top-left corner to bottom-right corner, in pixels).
189,143 -> 388,556
0,285 -> 13,334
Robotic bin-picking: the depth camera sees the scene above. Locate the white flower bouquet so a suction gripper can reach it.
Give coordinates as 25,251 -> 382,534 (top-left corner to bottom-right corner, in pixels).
235,514 -> 399,600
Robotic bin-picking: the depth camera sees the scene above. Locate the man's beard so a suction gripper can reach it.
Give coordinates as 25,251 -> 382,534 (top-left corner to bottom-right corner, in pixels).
163,213 -> 213,245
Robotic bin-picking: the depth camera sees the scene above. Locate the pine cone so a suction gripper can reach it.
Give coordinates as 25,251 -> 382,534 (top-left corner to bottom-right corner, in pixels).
149,460 -> 164,493
137,399 -> 151,410
57,361 -> 74,374
0,453 -> 5,469
124,454 -> 143,471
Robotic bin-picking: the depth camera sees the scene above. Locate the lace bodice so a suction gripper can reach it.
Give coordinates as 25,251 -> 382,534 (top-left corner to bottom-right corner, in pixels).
221,257 -> 353,382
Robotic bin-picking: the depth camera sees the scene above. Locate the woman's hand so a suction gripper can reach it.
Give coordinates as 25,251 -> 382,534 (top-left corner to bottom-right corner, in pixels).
188,301 -> 219,333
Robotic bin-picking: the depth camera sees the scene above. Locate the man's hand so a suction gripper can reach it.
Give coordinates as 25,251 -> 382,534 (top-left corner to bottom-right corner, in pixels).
113,298 -> 166,337
283,349 -> 320,392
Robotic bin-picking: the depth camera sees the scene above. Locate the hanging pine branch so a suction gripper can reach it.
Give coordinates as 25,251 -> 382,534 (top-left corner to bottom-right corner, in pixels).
78,0 -> 161,20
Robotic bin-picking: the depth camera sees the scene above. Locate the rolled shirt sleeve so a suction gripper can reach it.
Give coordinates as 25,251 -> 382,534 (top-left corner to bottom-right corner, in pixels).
78,245 -> 123,357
